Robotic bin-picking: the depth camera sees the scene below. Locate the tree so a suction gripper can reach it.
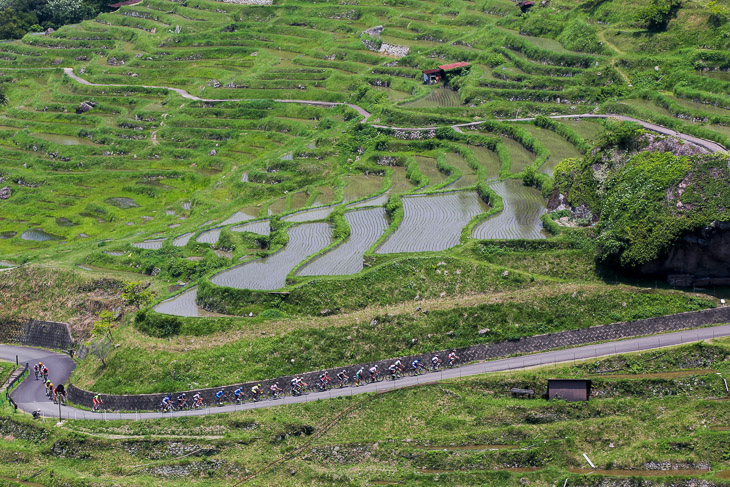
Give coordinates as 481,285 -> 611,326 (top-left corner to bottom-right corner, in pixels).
708,1 -> 728,27
89,335 -> 112,367
91,310 -> 115,342
635,0 -> 682,32
0,8 -> 38,39
44,0 -> 85,25
121,281 -> 156,308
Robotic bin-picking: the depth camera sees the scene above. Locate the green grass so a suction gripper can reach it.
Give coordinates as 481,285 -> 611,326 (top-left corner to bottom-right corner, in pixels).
5,340 -> 730,486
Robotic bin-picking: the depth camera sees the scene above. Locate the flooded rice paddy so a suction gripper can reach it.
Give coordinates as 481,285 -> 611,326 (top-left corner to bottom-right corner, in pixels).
196,227 -> 222,244
415,156 -> 449,189
443,152 -> 478,188
343,174 -> 384,203
376,191 -> 487,254
211,223 -> 332,290
172,232 -> 194,247
519,124 -> 583,176
298,207 -> 388,276
20,228 -> 64,241
105,197 -> 139,209
282,205 -> 335,223
472,180 -> 547,240
132,238 -> 166,250
220,207 -> 259,226
231,220 -> 271,236
32,132 -> 97,146
469,145 -> 501,180
153,287 -> 224,318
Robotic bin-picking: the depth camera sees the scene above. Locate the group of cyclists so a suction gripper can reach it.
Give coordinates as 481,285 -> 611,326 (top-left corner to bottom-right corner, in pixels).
154,351 -> 460,412
33,361 -> 66,406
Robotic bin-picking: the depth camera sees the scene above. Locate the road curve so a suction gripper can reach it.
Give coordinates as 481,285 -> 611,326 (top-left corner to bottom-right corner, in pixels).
62,68 -> 725,153
3,323 -> 730,420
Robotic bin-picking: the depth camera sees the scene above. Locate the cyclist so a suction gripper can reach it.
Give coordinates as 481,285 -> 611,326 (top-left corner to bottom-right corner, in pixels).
42,366 -> 49,381
394,359 -> 404,373
160,394 -> 173,412
411,358 -> 423,373
270,382 -> 282,399
33,363 -> 39,380
233,387 -> 244,403
431,355 -> 442,370
177,393 -> 188,409
448,350 -> 459,367
45,381 -> 53,398
290,377 -> 299,395
252,383 -> 263,401
215,388 -> 226,406
318,372 -> 332,391
92,394 -> 103,412
37,362 -> 43,379
387,363 -> 399,380
336,370 -> 349,388
54,384 -> 66,405
355,367 -> 365,386
193,392 -> 204,408
369,365 -> 379,382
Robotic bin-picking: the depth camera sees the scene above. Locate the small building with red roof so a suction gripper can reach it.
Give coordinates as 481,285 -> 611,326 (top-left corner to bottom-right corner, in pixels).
422,62 -> 471,84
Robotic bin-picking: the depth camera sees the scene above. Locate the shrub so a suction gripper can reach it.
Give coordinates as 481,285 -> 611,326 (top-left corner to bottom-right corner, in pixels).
635,0 -> 683,32
135,310 -> 182,338
557,19 -> 603,54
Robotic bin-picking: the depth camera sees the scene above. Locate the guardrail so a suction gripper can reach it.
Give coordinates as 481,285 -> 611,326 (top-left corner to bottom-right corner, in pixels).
4,363 -> 28,412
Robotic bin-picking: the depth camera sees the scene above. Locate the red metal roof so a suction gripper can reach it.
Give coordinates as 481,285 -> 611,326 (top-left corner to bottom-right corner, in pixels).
423,68 -> 441,74
438,62 -> 470,71
109,0 -> 141,8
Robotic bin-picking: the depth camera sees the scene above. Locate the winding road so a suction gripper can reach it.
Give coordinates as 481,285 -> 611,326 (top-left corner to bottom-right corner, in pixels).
62,68 -> 726,154
3,323 -> 730,420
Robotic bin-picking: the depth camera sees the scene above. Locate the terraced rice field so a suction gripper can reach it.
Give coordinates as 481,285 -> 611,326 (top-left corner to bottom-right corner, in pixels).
172,232 -> 194,248
501,136 -> 535,173
415,156 -> 449,189
561,120 -> 605,145
519,125 -> 584,176
298,207 -> 388,276
132,238 -> 166,250
469,146 -> 501,181
343,174 -> 385,203
443,152 -> 478,189
376,191 -> 487,254
211,223 -> 332,290
196,227 -> 222,245
153,287 -> 223,318
403,87 -> 462,108
282,206 -> 335,223
231,220 -> 270,236
472,180 -> 547,240
220,208 -> 259,226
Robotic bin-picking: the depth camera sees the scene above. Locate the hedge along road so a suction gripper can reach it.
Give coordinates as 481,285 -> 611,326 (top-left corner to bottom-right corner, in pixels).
61,68 -> 727,154
3,323 -> 730,420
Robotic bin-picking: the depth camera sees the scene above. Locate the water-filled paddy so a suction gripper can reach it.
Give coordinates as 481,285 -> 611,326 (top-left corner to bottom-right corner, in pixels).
415,156 -> 449,189
132,238 -> 165,250
472,179 -> 546,240
21,228 -> 64,241
0,231 -> 17,239
468,145 -> 501,180
55,217 -> 78,227
220,207 -> 259,226
153,287 -> 222,318
377,191 -> 487,254
343,173 -> 384,203
298,207 -> 388,276
443,152 -> 478,188
211,223 -> 332,290
231,220 -> 271,235
32,132 -> 97,146
172,232 -> 194,247
105,197 -> 139,209
282,205 -> 335,223
519,124 -> 583,176
196,227 -> 222,244
501,136 -> 534,173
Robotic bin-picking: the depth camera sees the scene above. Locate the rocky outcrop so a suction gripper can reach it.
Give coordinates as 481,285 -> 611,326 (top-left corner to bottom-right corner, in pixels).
76,101 -> 96,114
0,186 -> 10,200
640,222 -> 730,280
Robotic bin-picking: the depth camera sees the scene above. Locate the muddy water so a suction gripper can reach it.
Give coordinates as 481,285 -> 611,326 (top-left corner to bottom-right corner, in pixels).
472,179 -> 547,240
211,223 -> 332,290
298,207 -> 388,276
377,191 -> 488,254
231,220 -> 270,236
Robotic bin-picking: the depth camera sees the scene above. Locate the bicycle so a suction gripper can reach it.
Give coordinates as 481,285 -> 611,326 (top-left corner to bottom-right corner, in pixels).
369,372 -> 384,383
158,402 -> 175,413
386,370 -> 402,381
55,393 -> 66,406
410,363 -> 428,376
91,403 -> 105,412
192,399 -> 207,409
337,376 -> 350,388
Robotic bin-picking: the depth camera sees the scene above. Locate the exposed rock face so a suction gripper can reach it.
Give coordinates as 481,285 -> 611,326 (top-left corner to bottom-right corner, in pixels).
0,186 -> 10,199
640,222 -> 730,278
76,101 -> 97,114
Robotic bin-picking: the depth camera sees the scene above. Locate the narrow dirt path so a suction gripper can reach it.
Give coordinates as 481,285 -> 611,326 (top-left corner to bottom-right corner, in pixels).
62,68 -> 725,153
597,30 -> 632,86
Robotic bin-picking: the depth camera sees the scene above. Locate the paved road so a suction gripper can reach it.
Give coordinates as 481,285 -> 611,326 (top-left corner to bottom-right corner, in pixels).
3,324 -> 730,420
61,68 -> 724,153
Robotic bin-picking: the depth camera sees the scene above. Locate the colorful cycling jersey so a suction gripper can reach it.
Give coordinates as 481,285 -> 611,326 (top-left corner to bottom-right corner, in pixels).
216,390 -> 224,398
234,388 -> 243,396
412,360 -> 420,367
369,367 -> 377,374
356,368 -> 364,377
432,356 -> 439,363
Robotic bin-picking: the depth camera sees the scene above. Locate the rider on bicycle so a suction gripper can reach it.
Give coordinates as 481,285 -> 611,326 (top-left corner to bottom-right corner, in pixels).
355,367 -> 365,386
54,383 -> 66,404
177,393 -> 188,409
394,359 -> 404,372
92,394 -> 103,411
448,350 -> 459,366
411,358 -> 423,372
337,370 -> 349,387
161,394 -> 173,412
369,365 -> 379,382
319,372 -> 332,390
431,355 -> 442,370
42,366 -> 49,381
46,382 -> 54,398
33,363 -> 39,380
252,383 -> 263,401
193,392 -> 204,408
233,387 -> 244,403
387,363 -> 398,379
270,382 -> 282,398
215,388 -> 226,406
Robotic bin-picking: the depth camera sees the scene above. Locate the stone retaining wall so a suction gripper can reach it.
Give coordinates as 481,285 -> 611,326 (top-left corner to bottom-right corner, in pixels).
0,318 -> 74,351
66,306 -> 730,411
